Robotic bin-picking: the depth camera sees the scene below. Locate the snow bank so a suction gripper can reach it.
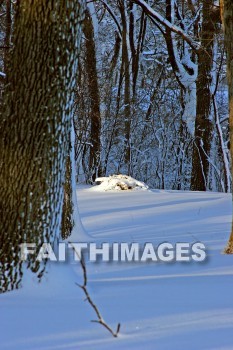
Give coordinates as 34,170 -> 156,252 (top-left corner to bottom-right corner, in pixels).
94,174 -> 149,191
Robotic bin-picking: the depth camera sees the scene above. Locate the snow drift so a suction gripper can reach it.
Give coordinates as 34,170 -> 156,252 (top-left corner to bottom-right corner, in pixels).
94,174 -> 149,191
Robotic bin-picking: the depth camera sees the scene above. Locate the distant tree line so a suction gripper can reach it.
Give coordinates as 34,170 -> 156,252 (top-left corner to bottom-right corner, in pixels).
75,0 -> 230,193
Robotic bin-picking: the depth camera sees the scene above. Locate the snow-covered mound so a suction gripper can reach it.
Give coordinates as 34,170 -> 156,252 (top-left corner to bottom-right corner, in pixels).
95,174 -> 149,191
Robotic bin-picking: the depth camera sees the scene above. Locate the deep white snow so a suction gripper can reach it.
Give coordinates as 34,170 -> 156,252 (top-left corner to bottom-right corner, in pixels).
1,186 -> 233,350
95,174 -> 149,191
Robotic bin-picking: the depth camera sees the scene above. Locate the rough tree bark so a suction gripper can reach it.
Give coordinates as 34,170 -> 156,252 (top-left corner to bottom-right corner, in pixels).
223,0 -> 233,253
191,0 -> 217,191
61,154 -> 74,240
0,0 -> 85,293
118,0 -> 131,175
3,0 -> 12,76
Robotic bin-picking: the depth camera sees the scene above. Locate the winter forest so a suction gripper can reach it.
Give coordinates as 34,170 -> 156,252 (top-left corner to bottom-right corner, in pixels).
1,0 -> 233,349
0,1 -> 230,191
76,0 -> 229,193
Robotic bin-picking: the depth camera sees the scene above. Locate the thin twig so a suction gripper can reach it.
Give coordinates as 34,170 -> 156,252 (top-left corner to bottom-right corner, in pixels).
76,254 -> 121,338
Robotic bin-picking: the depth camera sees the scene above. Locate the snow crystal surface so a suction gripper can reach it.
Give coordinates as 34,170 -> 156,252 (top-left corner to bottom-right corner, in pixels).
0,186 -> 232,350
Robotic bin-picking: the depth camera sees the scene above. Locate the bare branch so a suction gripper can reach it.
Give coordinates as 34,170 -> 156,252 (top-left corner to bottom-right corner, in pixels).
77,254 -> 121,338
89,0 -> 122,38
187,0 -> 196,16
132,0 -> 200,53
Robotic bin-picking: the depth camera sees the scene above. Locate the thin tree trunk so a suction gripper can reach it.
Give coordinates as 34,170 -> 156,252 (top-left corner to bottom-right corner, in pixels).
191,0 -> 216,191
4,0 -> 12,75
223,0 -> 233,253
61,154 -> 74,240
119,0 -> 131,175
83,7 -> 101,182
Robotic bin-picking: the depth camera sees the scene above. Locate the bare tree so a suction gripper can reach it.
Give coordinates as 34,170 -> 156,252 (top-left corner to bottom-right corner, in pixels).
191,0 -> 219,191
83,5 -> 102,182
75,0 -> 229,192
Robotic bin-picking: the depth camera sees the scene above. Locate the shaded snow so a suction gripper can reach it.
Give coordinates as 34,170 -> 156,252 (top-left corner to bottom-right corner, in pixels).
0,187 -> 232,350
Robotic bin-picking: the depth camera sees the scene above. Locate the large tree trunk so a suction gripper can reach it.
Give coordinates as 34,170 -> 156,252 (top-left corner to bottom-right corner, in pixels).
0,0 -> 85,293
223,0 -> 233,253
190,0 -> 216,191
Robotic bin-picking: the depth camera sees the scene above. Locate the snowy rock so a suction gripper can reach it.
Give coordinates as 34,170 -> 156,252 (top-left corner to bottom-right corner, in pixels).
95,174 -> 149,191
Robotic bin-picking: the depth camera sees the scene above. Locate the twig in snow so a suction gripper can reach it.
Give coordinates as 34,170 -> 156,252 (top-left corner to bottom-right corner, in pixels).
76,254 -> 121,338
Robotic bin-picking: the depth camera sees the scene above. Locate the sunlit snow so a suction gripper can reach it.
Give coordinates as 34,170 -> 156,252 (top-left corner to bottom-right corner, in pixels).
0,186 -> 232,350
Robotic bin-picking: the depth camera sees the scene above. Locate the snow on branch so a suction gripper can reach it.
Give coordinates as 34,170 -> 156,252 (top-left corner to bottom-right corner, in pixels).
132,0 -> 200,52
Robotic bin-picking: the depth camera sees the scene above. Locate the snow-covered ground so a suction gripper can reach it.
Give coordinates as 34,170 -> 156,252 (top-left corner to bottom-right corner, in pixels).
1,186 -> 233,350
